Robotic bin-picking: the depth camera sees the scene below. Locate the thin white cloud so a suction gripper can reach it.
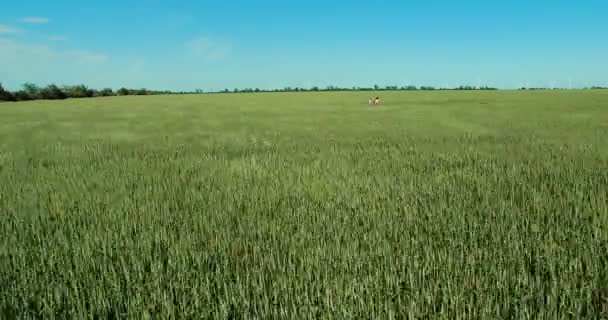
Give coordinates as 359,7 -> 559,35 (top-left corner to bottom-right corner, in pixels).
129,58 -> 146,71
0,38 -> 109,65
66,50 -> 110,64
0,24 -> 21,34
0,38 -> 111,90
48,35 -> 67,41
185,36 -> 230,61
20,17 -> 50,24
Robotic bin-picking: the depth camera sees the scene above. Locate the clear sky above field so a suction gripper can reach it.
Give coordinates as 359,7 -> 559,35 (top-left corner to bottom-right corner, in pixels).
1,0 -> 607,91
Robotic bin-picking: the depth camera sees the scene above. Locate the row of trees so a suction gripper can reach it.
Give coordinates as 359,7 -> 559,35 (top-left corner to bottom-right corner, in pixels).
1,82 -> 503,102
518,86 -> 608,90
0,83 -> 185,102
4,82 -> 606,102
211,84 -> 498,94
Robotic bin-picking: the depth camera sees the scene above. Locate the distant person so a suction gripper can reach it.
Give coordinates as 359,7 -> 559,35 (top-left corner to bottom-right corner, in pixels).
368,97 -> 373,105
374,97 -> 380,106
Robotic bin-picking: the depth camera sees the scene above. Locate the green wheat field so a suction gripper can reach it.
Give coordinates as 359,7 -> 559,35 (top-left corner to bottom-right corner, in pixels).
1,90 -> 607,318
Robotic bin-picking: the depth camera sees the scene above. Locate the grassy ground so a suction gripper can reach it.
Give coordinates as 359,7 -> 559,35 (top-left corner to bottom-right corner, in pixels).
1,90 -> 607,318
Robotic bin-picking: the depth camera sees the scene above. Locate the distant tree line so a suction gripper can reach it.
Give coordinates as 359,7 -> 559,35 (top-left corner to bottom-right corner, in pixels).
3,82 -> 607,102
0,83 -> 191,102
518,86 -> 608,91
211,84 -> 499,94
1,82 -> 501,102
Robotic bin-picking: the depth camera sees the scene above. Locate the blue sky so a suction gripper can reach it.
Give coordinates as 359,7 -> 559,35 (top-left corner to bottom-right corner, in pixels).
1,0 -> 607,91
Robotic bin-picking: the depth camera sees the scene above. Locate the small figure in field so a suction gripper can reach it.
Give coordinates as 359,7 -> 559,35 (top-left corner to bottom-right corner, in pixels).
374,97 -> 380,106
368,97 -> 373,105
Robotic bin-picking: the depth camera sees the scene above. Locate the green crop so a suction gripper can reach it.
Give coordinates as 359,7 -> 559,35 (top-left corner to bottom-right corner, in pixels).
1,90 -> 607,318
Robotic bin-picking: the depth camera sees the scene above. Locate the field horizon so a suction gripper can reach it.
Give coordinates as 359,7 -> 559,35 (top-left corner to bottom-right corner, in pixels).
1,90 -> 607,318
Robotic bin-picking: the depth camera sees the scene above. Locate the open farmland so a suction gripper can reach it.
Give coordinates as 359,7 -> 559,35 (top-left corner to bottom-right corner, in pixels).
1,90 -> 607,318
